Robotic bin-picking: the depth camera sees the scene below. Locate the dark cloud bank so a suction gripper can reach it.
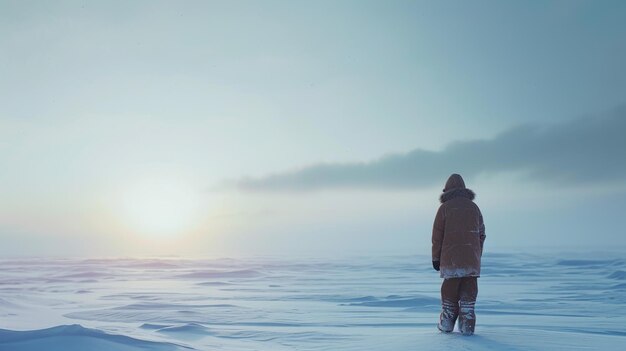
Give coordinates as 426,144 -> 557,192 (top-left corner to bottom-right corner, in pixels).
236,107 -> 626,191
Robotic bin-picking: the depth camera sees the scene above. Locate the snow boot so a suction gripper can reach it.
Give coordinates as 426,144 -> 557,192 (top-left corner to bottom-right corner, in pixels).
438,300 -> 458,332
458,300 -> 476,336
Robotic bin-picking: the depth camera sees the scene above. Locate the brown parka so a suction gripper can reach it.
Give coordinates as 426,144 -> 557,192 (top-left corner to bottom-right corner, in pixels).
432,174 -> 486,279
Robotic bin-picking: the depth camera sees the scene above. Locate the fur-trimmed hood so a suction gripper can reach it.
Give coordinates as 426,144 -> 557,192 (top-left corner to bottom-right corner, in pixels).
440,188 -> 476,203
440,173 -> 475,203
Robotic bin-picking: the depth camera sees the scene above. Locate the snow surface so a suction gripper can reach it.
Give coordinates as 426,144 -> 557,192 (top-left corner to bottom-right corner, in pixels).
1,253 -> 625,350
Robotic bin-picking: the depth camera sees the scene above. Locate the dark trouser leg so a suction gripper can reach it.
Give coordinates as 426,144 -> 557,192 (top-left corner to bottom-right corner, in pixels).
458,277 -> 478,336
439,278 -> 461,332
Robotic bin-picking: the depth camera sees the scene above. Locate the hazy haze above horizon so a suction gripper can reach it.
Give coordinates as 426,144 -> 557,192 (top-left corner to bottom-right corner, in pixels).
1,0 -> 626,256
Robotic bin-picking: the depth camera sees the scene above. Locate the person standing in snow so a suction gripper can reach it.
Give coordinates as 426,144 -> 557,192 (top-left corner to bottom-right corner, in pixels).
432,173 -> 486,336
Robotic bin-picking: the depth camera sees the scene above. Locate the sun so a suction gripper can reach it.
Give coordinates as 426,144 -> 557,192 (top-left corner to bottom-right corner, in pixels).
119,177 -> 200,239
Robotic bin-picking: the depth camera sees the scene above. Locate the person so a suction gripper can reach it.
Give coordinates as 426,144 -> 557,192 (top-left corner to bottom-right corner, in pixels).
432,173 -> 485,335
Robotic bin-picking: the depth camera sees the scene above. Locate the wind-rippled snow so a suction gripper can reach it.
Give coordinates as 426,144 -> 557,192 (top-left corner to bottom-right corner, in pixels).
1,253 -> 625,350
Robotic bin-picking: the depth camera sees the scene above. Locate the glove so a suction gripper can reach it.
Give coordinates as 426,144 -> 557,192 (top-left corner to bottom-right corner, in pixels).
432,261 -> 440,271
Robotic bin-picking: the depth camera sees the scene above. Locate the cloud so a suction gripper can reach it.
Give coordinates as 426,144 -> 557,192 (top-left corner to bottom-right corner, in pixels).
235,106 -> 626,191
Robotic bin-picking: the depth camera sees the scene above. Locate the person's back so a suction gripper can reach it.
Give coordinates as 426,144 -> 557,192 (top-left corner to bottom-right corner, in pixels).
431,174 -> 485,335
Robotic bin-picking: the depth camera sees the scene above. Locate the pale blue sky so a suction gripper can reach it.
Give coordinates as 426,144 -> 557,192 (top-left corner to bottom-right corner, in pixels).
1,0 -> 625,256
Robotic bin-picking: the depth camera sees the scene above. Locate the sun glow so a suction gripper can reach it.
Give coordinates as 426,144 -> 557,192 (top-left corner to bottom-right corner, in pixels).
118,177 -> 200,239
